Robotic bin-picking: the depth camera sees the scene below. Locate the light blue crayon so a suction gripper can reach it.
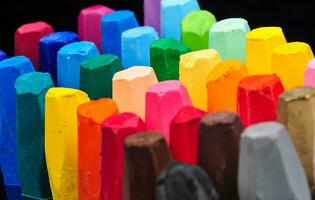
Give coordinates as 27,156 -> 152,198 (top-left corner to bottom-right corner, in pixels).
101,10 -> 139,58
161,0 -> 200,40
57,41 -> 99,89
209,18 -> 250,62
122,26 -> 159,68
0,56 -> 35,200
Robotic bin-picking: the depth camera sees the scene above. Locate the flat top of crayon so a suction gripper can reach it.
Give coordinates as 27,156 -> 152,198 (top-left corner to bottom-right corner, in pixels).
307,59 -> 315,69
171,106 -> 206,124
207,59 -> 246,82
211,18 -> 249,32
181,10 -> 216,35
40,31 -> 79,44
201,112 -> 240,126
162,0 -> 191,6
0,56 -> 32,69
101,112 -> 145,130
58,41 -> 97,55
151,38 -> 190,51
122,26 -> 157,38
125,131 -> 163,147
243,122 -> 284,139
81,54 -> 119,70
147,80 -> 183,93
80,4 -> 114,13
113,66 -> 154,81
46,87 -> 88,99
273,42 -> 312,55
78,98 -> 118,124
15,72 -> 53,95
180,49 -> 220,68
279,87 -> 315,101
101,10 -> 135,22
246,26 -> 284,40
16,21 -> 52,34
238,74 -> 281,90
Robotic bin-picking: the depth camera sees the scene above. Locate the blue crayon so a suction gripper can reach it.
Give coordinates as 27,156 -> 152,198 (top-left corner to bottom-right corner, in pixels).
0,56 -> 35,200
0,50 -> 7,61
39,31 -> 80,84
101,10 -> 139,58
161,0 -> 200,40
122,26 -> 159,68
57,41 -> 99,89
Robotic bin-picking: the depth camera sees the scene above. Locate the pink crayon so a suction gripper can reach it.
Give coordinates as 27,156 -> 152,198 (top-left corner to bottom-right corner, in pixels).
78,5 -> 114,51
305,59 -> 315,87
145,80 -> 192,143
144,0 -> 161,34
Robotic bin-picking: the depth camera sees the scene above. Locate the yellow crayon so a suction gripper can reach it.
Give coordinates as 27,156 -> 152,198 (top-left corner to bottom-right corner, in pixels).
45,87 -> 90,200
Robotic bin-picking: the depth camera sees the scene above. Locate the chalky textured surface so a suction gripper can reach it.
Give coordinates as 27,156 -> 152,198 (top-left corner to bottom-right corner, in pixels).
144,0 -> 161,33
150,38 -> 190,81
15,72 -> 53,199
239,122 -> 311,200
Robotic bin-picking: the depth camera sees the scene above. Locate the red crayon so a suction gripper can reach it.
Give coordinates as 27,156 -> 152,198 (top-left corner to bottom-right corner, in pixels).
169,106 -> 206,165
101,113 -> 146,200
15,21 -> 54,68
237,74 -> 284,127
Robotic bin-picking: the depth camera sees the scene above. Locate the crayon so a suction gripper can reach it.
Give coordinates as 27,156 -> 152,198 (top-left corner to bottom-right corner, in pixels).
0,56 -> 35,200
45,88 -> 90,200
239,122 -> 311,200
305,59 -> 315,88
113,66 -> 158,119
146,80 -> 192,143
15,72 -> 53,199
78,5 -> 114,50
181,10 -> 216,51
77,98 -> 118,200
179,49 -> 221,110
246,27 -> 286,74
101,10 -> 139,58
209,18 -> 250,62
198,112 -> 244,200
124,131 -> 172,200
57,41 -> 99,89
237,74 -> 284,127
0,50 -> 7,61
101,113 -> 146,200
144,0 -> 161,34
15,21 -> 54,68
39,31 -> 80,84
156,162 -> 219,200
169,106 -> 206,164
80,54 -> 123,99
206,59 -> 248,112
122,26 -> 158,68
277,87 -> 315,186
272,42 -> 314,90
161,0 -> 200,40
150,38 -> 190,81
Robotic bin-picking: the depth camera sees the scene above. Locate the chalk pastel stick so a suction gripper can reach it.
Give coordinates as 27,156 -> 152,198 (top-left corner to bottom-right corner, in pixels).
80,54 -> 123,100
161,0 -> 200,40
15,72 -> 53,199
124,131 -> 172,200
156,161 -> 219,200
239,122 -> 311,200
45,88 -> 90,200
122,26 -> 159,68
0,50 -> 7,61
77,98 -> 118,200
169,107 -> 206,164
198,112 -> 243,200
101,113 -> 146,200
15,21 -> 54,68
39,31 -> 80,84
101,10 -> 139,57
209,18 -> 250,61
181,10 -> 216,51
179,49 -> 221,110
113,66 -> 158,119
277,87 -> 315,185
237,74 -> 284,127
57,41 -> 99,89
246,27 -> 286,75
0,56 -> 35,200
150,38 -> 190,81
78,5 -> 114,50
305,59 -> 315,87
144,0 -> 161,34
272,42 -> 314,90
0,163 -> 7,200
146,80 -> 192,143
207,60 -> 248,112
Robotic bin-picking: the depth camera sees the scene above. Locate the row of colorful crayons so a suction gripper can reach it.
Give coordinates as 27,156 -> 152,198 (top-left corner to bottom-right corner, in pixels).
1,0 -> 315,199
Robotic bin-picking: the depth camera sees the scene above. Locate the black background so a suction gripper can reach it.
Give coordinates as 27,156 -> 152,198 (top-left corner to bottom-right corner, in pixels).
0,0 -> 313,56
